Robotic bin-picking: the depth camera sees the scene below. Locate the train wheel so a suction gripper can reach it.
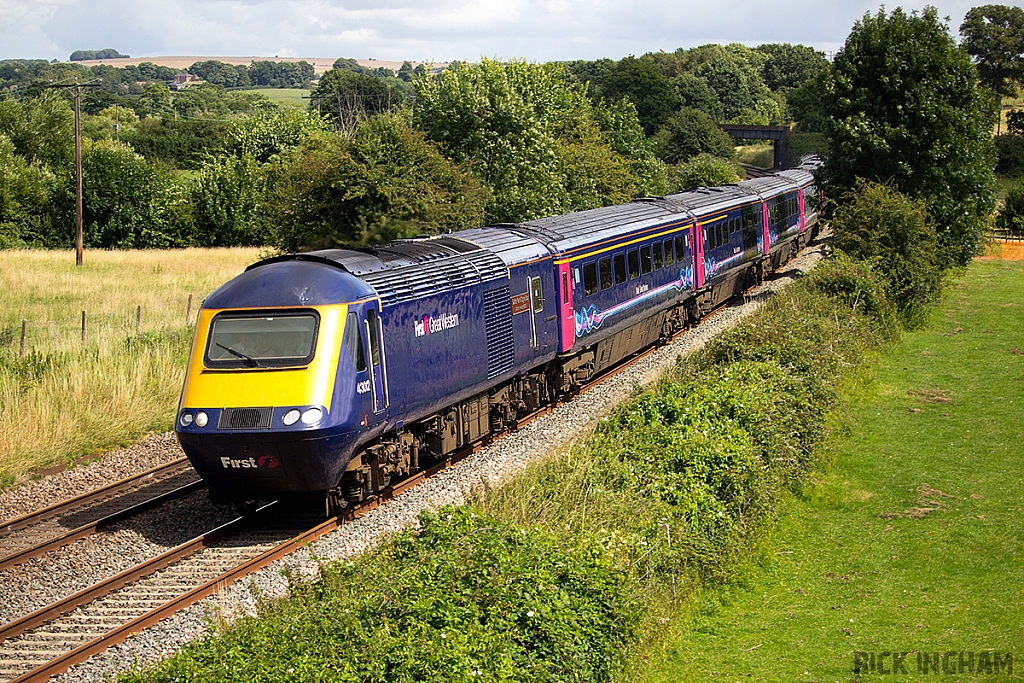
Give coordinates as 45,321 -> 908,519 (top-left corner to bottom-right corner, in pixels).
326,489 -> 348,516
234,499 -> 259,517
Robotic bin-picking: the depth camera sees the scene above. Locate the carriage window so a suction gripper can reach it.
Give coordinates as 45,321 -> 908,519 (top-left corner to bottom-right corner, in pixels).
675,236 -> 685,260
640,246 -> 652,274
562,272 -> 570,304
628,249 -> 640,279
653,242 -> 663,269
343,311 -> 366,372
599,257 -> 613,290
664,239 -> 675,265
614,253 -> 627,285
583,262 -> 598,296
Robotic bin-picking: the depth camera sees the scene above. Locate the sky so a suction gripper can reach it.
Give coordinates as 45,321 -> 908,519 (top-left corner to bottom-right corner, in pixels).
0,0 -> 989,63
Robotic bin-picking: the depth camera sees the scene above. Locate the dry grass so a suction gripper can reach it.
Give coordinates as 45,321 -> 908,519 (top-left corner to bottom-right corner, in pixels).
734,142 -> 774,168
0,248 -> 261,487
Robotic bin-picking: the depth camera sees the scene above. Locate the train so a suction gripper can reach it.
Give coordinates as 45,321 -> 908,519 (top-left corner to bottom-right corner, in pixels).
175,156 -> 821,515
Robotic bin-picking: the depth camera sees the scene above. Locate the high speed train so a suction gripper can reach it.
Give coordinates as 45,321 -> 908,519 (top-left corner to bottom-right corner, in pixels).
175,157 -> 820,514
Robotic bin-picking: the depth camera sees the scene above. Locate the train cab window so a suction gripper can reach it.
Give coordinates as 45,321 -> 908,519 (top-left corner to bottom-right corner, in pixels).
653,242 -> 664,269
343,311 -> 366,372
206,311 -> 319,369
675,236 -> 686,260
640,245 -> 653,274
664,239 -> 675,265
614,253 -> 627,285
583,262 -> 598,296
628,249 -> 640,279
599,258 -> 613,290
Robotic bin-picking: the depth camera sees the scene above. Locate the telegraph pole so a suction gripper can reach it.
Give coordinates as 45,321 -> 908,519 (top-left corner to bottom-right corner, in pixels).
48,78 -> 101,267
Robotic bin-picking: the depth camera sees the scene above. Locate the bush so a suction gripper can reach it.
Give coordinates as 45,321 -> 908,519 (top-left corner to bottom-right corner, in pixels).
832,180 -> 941,325
668,153 -> 743,192
653,108 -> 735,164
995,133 -> 1024,178
124,507 -> 638,683
997,181 -> 1024,236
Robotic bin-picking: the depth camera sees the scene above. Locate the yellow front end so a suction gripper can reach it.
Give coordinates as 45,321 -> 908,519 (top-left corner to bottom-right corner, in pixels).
179,304 -> 347,412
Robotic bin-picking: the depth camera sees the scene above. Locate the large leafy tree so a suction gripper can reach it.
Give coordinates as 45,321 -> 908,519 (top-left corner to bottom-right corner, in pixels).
820,7 -> 997,266
959,4 -> 1024,97
598,57 -> 680,134
268,114 -> 489,251
413,58 -> 653,222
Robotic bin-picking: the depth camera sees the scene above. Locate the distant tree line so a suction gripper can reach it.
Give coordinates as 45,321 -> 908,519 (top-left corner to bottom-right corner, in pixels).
188,60 -> 315,88
69,49 -> 129,61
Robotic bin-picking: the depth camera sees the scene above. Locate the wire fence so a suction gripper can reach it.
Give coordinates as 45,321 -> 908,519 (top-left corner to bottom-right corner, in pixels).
2,295 -> 197,358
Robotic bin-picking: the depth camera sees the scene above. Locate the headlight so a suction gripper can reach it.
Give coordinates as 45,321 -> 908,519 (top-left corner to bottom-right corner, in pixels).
282,409 -> 301,426
179,412 -> 193,426
195,411 -> 209,427
300,407 -> 323,425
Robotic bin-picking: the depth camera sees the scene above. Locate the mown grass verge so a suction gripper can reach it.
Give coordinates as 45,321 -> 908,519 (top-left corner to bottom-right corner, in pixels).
629,258 -> 1024,682
119,254 -> 902,683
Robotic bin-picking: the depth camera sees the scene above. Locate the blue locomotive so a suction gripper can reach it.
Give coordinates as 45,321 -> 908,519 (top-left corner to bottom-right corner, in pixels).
175,159 -> 820,514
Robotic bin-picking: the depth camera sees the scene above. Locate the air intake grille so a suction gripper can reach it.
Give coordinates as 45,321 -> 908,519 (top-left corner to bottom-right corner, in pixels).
218,407 -> 273,430
483,286 -> 515,379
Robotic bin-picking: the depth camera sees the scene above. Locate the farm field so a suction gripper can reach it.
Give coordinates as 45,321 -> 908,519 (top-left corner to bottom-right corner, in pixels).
630,259 -> 1024,682
248,88 -> 310,107
0,248 -> 261,487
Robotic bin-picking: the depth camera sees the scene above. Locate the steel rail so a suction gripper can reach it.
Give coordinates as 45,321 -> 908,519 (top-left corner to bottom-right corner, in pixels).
0,458 -> 191,537
0,478 -> 204,570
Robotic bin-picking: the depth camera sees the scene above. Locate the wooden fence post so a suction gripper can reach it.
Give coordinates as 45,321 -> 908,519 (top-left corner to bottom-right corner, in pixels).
186,294 -> 193,325
20,319 -> 27,358
81,310 -> 87,345
136,305 -> 142,335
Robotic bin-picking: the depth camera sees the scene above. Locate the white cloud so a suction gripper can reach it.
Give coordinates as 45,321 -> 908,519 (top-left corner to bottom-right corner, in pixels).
0,0 -> 977,62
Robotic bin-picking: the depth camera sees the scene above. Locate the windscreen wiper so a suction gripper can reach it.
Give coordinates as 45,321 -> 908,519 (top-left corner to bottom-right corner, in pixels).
216,343 -> 260,367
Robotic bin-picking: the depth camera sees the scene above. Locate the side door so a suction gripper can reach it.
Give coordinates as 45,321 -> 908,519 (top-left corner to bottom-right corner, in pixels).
529,275 -> 553,354
361,301 -> 389,420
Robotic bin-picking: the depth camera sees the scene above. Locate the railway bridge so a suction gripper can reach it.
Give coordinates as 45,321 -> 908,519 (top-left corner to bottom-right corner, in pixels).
720,124 -> 797,170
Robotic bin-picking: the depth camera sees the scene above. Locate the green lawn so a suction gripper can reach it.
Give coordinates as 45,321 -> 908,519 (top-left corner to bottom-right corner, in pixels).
633,259 -> 1024,682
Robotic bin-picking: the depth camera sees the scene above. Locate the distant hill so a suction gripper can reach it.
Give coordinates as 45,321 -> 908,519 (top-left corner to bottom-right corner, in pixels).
70,49 -> 129,61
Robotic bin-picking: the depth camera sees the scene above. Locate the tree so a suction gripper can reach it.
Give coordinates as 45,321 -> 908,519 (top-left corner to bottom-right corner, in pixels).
694,48 -> 779,123
226,108 -> 330,164
672,73 -> 723,119
669,153 -> 743,192
653,108 -> 735,164
832,180 -> 941,324
820,7 -> 998,267
0,133 -> 56,247
51,139 -> 160,248
268,115 -> 489,251
600,57 -> 680,135
413,58 -> 657,221
312,69 -> 411,130
755,43 -> 829,91
0,91 -> 74,169
996,180 -> 1024,235
959,5 -> 1024,98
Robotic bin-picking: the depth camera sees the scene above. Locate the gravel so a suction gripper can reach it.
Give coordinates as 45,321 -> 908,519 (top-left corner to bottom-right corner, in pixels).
15,232 -> 829,683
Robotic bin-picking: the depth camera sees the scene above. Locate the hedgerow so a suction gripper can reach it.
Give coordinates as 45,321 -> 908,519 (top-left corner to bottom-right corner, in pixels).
121,253 -> 903,683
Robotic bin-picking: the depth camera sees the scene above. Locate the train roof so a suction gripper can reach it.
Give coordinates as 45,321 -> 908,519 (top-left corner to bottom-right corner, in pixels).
252,235 -> 509,307
665,184 -> 757,213
504,201 -> 691,256
453,226 -> 551,267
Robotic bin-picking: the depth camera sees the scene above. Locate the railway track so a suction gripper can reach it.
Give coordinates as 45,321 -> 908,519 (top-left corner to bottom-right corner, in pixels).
0,453 -> 469,683
0,233 -> 823,682
0,459 -> 202,571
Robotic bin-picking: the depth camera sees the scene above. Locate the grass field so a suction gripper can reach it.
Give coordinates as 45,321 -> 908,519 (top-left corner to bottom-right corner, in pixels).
247,88 -> 310,107
735,142 -> 774,168
0,248 -> 261,486
630,259 -> 1024,682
